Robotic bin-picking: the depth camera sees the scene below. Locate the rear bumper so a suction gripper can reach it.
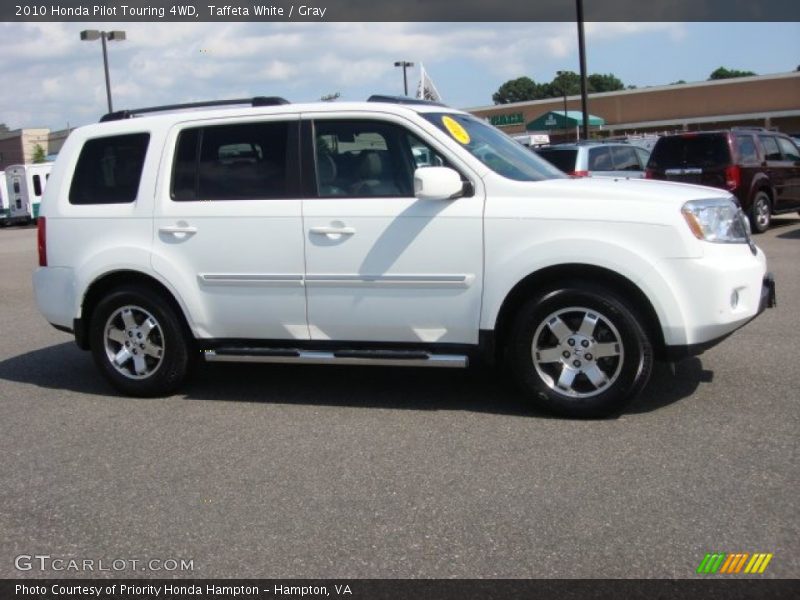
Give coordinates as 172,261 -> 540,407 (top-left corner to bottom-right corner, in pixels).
664,273 -> 776,360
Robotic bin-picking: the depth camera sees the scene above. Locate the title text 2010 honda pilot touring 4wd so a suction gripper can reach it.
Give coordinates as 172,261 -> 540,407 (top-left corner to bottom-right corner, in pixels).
33,97 -> 776,417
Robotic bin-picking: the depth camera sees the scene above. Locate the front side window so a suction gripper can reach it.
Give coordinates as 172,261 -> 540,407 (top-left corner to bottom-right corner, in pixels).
32,175 -> 42,197
172,121 -> 290,201
69,133 -> 150,205
423,113 -> 563,182
313,120 -> 437,198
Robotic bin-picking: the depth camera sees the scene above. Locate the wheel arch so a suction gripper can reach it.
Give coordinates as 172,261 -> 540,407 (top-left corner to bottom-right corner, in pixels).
492,264 -> 667,361
77,270 -> 194,350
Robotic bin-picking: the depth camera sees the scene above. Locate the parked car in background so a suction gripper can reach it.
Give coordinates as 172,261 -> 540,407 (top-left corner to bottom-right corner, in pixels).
646,129 -> 800,233
535,141 -> 650,178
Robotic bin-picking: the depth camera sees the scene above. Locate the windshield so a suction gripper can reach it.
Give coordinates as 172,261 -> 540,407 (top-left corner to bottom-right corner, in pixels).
423,113 -> 565,182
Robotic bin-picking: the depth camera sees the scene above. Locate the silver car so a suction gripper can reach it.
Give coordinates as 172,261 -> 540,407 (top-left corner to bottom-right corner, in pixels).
535,141 -> 651,178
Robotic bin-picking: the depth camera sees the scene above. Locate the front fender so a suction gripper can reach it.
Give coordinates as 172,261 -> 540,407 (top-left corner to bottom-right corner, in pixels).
481,227 -> 691,347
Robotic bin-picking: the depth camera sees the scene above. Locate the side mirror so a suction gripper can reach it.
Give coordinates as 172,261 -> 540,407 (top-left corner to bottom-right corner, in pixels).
414,167 -> 466,201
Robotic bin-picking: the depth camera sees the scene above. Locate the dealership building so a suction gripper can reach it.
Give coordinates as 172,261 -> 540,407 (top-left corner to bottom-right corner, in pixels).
467,71 -> 800,143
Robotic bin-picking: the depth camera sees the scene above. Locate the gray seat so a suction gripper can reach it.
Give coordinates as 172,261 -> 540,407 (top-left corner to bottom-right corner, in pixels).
349,151 -> 400,196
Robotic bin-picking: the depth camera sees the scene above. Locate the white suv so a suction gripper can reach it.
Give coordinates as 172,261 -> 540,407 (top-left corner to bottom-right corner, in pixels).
33,96 -> 776,417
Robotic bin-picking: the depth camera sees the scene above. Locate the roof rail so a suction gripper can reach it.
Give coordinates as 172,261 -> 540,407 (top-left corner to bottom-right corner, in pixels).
100,96 -> 290,122
367,94 -> 447,108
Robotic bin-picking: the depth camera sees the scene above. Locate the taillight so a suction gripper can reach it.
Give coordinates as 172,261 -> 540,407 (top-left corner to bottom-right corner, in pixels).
645,168 -> 656,179
571,170 -> 589,177
37,217 -> 47,267
725,165 -> 741,191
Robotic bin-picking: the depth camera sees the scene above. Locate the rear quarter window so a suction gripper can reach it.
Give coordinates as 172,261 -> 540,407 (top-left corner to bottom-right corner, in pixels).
69,133 -> 150,205
536,149 -> 577,173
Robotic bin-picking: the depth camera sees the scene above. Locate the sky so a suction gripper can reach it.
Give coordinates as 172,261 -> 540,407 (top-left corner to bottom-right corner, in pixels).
0,21 -> 798,131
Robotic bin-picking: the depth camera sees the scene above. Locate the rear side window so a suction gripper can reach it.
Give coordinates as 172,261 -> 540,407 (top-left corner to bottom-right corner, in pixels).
758,136 -> 782,161
648,135 -> 731,169
777,137 -> 800,162
735,135 -> 759,164
588,146 -> 613,171
69,133 -> 150,205
536,149 -> 577,173
172,121 -> 290,201
610,146 -> 640,171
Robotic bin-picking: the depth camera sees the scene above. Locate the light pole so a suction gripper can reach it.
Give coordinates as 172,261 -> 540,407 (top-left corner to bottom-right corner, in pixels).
556,70 -> 569,142
575,0 -> 590,140
394,61 -> 414,96
80,30 -> 126,113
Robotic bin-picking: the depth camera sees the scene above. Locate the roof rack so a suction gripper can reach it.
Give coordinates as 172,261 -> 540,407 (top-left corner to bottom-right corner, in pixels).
100,96 -> 290,122
367,94 -> 447,108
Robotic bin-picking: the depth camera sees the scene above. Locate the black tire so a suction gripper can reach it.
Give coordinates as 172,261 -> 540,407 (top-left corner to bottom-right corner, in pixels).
749,191 -> 771,234
508,283 -> 653,418
89,284 -> 192,397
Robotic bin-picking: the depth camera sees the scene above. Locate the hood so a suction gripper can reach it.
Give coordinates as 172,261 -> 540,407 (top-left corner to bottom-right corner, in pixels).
533,175 -> 734,206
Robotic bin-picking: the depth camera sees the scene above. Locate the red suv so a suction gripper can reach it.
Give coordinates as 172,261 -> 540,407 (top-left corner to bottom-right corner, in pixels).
646,129 -> 800,232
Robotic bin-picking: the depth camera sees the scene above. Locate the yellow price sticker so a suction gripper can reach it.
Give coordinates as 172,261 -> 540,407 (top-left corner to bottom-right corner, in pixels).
442,116 -> 470,145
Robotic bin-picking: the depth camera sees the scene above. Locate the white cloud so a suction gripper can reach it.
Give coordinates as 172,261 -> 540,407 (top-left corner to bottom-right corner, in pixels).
0,22 -> 790,131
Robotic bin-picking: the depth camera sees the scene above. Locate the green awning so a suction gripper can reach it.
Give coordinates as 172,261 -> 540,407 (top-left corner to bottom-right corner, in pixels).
526,110 -> 605,131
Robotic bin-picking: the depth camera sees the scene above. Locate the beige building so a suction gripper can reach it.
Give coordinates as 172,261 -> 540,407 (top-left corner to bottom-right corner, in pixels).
467,71 -> 800,142
0,128 -> 50,170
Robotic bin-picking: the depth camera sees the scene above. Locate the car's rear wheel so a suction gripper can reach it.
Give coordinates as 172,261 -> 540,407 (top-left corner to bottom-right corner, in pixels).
89,285 -> 192,397
749,191 -> 771,233
508,284 -> 653,418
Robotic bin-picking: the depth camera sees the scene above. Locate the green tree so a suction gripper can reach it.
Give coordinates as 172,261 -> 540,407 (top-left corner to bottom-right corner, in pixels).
493,71 -> 628,104
492,77 -> 540,104
587,73 -> 625,93
32,144 -> 47,163
708,67 -> 756,80
553,70 -> 582,96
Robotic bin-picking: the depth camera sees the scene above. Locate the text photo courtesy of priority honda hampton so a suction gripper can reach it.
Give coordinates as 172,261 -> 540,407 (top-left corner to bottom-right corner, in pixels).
32,96 -> 776,417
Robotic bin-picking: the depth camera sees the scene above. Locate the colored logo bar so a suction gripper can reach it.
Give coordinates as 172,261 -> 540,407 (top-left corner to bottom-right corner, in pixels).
696,553 -> 773,574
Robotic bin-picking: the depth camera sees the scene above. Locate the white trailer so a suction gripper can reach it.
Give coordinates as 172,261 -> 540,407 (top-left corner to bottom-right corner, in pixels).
0,171 -> 8,226
5,163 -> 53,224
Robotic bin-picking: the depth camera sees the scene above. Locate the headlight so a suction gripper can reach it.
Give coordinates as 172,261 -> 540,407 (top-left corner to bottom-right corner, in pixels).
681,198 -> 750,244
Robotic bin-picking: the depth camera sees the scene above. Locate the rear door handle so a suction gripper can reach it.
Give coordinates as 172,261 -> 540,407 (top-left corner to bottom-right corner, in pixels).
309,226 -> 355,236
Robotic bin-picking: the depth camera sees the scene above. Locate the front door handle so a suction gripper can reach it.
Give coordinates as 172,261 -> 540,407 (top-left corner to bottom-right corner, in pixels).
309,226 -> 355,236
159,225 -> 198,237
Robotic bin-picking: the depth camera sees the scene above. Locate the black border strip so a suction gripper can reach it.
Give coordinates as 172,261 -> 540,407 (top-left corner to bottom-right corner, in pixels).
3,0 -> 799,22
3,579 -> 800,600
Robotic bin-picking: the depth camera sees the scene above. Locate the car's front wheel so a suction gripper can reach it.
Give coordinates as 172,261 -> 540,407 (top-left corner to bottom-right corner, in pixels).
89,285 -> 192,397
509,284 -> 653,418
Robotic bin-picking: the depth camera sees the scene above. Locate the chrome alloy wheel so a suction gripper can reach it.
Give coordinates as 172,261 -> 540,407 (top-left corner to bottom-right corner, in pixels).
531,306 -> 624,399
754,195 -> 770,230
103,305 -> 165,380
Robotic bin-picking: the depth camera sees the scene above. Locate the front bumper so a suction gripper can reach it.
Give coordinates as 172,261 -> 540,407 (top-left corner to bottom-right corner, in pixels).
664,273 -> 776,360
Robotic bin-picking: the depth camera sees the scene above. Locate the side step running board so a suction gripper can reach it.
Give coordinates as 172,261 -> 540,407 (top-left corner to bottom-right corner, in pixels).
204,348 -> 467,368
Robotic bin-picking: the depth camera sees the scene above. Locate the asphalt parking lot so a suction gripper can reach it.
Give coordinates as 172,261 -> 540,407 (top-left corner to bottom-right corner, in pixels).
0,218 -> 798,579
